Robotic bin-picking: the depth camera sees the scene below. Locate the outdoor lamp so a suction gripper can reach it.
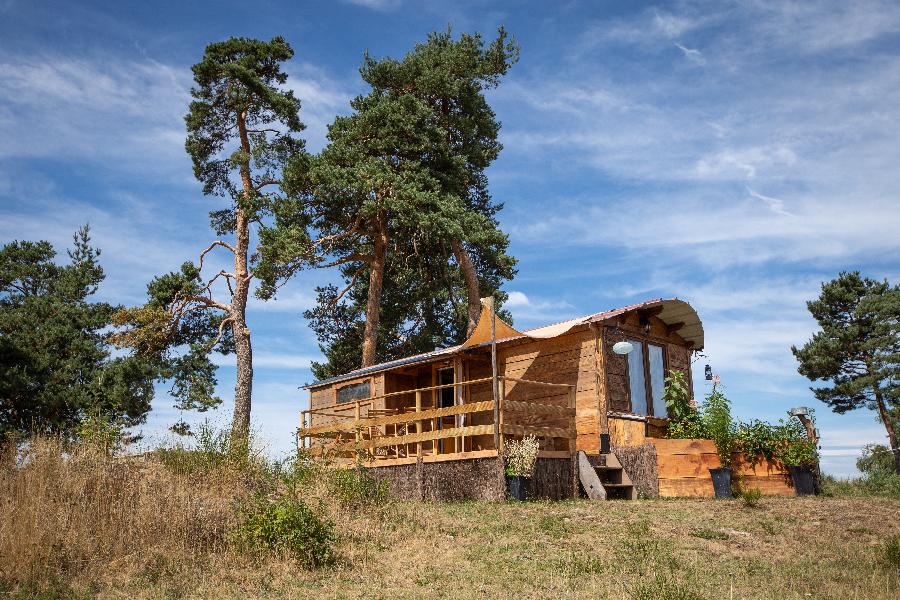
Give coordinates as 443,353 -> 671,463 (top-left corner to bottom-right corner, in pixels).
612,341 -> 633,355
789,406 -> 810,417
705,364 -> 713,380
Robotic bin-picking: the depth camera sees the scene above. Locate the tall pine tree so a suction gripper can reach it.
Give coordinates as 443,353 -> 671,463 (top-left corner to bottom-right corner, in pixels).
257,29 -> 518,377
793,272 -> 900,473
115,37 -> 306,443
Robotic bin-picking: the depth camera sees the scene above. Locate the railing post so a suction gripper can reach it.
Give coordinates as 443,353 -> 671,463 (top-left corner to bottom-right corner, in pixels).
568,385 -> 577,455
354,400 -> 361,448
499,377 -> 506,453
415,390 -> 422,457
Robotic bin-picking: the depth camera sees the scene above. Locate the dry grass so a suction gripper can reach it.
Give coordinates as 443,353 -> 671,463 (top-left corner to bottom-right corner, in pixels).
1,441 -> 898,600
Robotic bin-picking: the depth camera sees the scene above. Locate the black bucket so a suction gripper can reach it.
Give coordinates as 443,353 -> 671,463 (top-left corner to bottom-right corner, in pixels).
788,465 -> 816,496
506,475 -> 529,501
709,467 -> 733,498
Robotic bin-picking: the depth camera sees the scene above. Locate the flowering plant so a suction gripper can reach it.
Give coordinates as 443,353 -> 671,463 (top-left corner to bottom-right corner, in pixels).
504,435 -> 540,478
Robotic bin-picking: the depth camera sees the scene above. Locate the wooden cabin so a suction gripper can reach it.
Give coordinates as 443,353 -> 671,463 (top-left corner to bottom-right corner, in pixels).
300,298 -> 795,500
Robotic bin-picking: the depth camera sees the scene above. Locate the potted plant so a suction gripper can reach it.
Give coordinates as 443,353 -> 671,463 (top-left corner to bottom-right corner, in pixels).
504,435 -> 540,501
702,383 -> 736,498
778,437 -> 818,496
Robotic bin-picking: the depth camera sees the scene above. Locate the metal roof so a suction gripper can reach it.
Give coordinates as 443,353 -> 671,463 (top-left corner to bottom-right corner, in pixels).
304,297 -> 703,389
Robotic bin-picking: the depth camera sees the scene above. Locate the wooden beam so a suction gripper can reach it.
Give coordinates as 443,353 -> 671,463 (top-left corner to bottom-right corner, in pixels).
638,306 -> 665,318
665,321 -> 685,334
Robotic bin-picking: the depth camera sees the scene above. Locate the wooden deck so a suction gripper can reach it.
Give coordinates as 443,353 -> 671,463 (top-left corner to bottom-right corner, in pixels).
299,375 -> 577,467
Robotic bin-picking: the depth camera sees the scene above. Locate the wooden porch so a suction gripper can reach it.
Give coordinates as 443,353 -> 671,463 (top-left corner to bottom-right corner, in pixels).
298,375 -> 577,467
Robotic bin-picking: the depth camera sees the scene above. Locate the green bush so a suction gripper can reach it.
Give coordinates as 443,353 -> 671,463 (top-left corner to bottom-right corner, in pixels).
737,486 -> 762,507
857,443 -> 896,477
329,466 -> 389,509
702,385 -> 736,468
233,496 -> 335,567
882,535 -> 900,570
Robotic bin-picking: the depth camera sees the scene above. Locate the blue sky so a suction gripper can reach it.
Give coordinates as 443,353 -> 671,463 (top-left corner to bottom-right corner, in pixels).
2,0 -> 899,476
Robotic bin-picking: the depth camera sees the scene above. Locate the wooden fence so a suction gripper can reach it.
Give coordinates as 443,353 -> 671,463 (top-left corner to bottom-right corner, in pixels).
299,375 -> 577,466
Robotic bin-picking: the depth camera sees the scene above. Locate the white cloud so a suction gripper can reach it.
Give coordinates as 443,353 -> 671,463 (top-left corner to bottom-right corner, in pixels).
342,0 -> 402,11
674,43 -> 706,66
0,57 -> 191,175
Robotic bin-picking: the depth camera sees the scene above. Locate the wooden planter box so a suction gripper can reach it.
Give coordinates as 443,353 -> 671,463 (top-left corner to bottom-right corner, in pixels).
649,438 -> 795,497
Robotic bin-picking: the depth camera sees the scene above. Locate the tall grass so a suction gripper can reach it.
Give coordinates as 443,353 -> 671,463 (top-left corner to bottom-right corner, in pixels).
0,437 -> 247,587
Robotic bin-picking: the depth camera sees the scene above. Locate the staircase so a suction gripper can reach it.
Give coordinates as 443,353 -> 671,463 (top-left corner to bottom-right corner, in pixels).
577,450 -> 637,500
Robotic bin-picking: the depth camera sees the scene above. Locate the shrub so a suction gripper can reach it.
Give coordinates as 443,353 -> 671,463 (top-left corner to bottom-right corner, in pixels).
233,495 -> 335,567
504,435 -> 540,477
857,443 -> 896,477
329,465 -> 389,509
702,385 -> 736,468
881,535 -> 900,570
737,486 -> 762,507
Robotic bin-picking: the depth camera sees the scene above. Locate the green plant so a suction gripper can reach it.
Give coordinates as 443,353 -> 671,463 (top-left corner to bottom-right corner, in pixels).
777,437 -> 818,467
738,487 -> 762,507
690,528 -> 728,540
504,435 -> 540,477
881,535 -> 900,570
701,384 -> 736,468
75,412 -> 126,455
329,465 -> 389,509
857,443 -> 896,477
232,495 -> 335,567
736,419 -> 781,464
662,370 -> 692,420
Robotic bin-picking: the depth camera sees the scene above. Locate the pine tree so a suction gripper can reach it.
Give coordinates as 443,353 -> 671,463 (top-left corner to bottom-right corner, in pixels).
114,37 -> 306,443
792,272 -> 900,473
0,227 -> 155,438
257,29 -> 518,375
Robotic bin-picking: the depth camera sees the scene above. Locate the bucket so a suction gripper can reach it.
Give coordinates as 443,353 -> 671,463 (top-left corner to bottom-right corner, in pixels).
506,475 -> 529,501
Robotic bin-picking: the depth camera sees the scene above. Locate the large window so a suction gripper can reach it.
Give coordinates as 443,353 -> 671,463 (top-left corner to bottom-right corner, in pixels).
336,380 -> 371,404
625,340 -> 668,417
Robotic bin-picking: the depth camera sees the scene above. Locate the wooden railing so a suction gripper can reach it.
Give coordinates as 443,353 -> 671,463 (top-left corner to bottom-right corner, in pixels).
298,375 -> 576,464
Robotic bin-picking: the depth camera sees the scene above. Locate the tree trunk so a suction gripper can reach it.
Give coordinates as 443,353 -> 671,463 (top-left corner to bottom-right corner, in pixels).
361,215 -> 387,368
451,239 -> 481,337
230,110 -> 255,444
874,389 -> 900,474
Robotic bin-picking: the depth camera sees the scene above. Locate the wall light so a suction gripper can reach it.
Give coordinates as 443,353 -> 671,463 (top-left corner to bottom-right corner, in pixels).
612,341 -> 634,355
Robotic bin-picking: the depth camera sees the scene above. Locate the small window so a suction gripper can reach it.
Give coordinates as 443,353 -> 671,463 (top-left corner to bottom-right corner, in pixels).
336,380 -> 371,404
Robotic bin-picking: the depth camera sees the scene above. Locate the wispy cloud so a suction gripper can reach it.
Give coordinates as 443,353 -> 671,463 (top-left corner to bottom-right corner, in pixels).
674,43 -> 706,66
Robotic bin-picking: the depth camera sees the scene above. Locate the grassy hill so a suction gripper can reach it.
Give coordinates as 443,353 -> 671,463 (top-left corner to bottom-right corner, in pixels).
2,438 -> 898,599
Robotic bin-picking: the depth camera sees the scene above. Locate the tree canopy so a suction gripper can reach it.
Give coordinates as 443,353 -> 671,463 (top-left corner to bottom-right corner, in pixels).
114,36 -> 306,441
793,271 -> 900,473
0,227 -> 155,438
256,28 -> 519,377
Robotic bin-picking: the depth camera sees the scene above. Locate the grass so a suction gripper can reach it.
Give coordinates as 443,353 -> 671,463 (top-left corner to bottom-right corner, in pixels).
1,438 -> 899,599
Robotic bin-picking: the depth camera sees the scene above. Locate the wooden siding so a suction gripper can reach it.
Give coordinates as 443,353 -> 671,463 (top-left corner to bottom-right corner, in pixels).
650,438 -> 794,497
497,327 -> 600,453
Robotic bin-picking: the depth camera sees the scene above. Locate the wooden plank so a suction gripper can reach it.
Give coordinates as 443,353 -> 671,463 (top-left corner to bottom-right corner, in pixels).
329,424 -> 495,452
501,375 -> 575,389
577,450 -> 606,500
658,477 -> 715,498
503,399 -> 576,417
656,453 -> 722,479
502,424 -> 575,439
302,400 -> 494,435
649,438 -> 717,454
